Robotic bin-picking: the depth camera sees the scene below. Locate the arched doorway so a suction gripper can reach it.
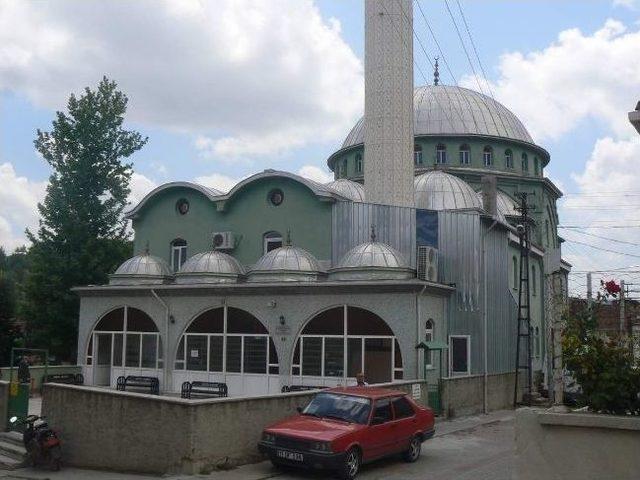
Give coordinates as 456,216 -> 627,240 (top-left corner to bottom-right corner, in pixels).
291,306 -> 403,387
173,306 -> 279,396
86,307 -> 162,388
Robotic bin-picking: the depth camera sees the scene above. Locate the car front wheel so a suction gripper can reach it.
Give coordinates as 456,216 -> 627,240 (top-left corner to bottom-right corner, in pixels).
402,435 -> 422,463
338,447 -> 361,480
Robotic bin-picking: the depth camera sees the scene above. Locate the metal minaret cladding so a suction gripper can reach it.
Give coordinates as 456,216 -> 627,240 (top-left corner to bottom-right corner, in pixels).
364,0 -> 415,207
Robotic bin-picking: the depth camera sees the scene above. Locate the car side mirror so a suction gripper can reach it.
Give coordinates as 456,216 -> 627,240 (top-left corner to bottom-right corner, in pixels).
296,406 -> 303,413
371,416 -> 385,425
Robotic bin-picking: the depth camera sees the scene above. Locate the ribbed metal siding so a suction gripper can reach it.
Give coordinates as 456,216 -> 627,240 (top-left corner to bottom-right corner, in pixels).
332,201 -> 416,268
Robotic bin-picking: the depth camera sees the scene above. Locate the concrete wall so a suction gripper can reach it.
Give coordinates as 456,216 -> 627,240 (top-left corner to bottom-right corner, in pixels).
441,372 -> 522,418
515,408 -> 640,480
0,365 -> 81,393
0,381 -> 7,432
42,379 -> 431,474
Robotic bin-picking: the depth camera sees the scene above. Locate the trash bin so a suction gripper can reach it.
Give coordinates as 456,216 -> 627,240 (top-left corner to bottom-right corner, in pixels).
7,382 -> 30,431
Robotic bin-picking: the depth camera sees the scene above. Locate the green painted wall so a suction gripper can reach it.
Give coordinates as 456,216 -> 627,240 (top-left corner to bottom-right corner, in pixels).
132,178 -> 333,269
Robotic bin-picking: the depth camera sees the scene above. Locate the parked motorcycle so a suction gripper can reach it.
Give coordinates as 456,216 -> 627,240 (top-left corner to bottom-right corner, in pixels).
9,414 -> 62,471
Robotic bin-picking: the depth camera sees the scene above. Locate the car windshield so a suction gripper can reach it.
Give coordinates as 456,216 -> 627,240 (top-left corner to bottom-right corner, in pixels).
302,393 -> 371,424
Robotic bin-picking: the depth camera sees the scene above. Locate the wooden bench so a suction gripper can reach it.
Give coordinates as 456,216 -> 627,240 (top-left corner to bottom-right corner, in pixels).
43,373 -> 84,385
281,385 -> 328,393
116,375 -> 159,395
181,381 -> 228,399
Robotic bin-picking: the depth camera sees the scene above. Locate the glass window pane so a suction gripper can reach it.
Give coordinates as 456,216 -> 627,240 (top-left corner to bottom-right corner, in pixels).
303,307 -> 343,335
269,337 -> 279,365
175,336 -> 185,370
226,336 -> 242,373
451,337 -> 469,374
244,336 -> 267,374
113,333 -> 123,367
95,308 -> 124,331
127,308 -> 157,332
141,334 -> 157,368
209,336 -> 223,372
186,335 -> 207,371
324,338 -> 344,377
302,337 -> 322,376
227,308 -> 268,334
372,399 -> 392,423
365,338 -> 392,384
96,333 -> 112,366
125,334 -> 141,367
394,339 -> 403,368
187,309 -> 224,333
347,338 -> 362,377
392,396 -> 415,419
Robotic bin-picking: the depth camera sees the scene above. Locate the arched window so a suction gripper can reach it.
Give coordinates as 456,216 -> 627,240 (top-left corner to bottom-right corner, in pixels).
171,239 -> 187,272
425,319 -> 434,369
545,220 -> 550,247
436,144 -> 447,164
534,326 -> 540,358
505,149 -> 513,169
292,306 -> 402,384
355,153 -> 363,173
512,256 -> 518,290
459,144 -> 470,165
87,307 -> 162,381
414,144 -> 423,165
175,307 -> 277,375
341,158 -> 348,177
263,231 -> 283,254
483,146 -> 493,167
532,264 -> 537,296
534,157 -> 539,176
521,153 -> 529,172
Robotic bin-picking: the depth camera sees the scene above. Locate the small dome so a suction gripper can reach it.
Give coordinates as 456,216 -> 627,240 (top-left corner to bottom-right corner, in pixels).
331,241 -> 413,281
325,179 -> 365,202
175,251 -> 245,284
249,245 -> 325,283
109,253 -> 173,285
414,170 -> 482,211
475,189 -> 519,222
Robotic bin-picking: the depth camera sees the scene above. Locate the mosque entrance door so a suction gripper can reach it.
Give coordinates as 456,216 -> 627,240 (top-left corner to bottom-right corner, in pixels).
93,333 -> 112,386
364,338 -> 392,384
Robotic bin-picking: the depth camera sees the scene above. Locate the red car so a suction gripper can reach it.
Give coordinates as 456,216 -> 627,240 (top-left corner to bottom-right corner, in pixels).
258,386 -> 435,479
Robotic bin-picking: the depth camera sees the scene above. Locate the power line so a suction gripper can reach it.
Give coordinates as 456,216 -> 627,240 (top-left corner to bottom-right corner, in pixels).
559,227 -> 640,247
564,238 -> 640,259
559,225 -> 640,229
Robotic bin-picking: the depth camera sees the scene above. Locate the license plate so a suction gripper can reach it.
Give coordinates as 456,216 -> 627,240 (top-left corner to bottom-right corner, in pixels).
276,450 -> 304,462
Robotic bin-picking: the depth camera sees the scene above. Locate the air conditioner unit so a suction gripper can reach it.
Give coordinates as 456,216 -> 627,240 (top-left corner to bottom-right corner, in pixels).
417,246 -> 438,282
212,231 -> 236,250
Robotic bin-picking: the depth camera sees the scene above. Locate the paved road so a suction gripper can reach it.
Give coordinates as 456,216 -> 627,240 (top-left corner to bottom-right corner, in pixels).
0,411 -> 514,480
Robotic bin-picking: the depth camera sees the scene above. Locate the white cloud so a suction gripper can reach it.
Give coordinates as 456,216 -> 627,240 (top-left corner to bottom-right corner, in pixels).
469,19 -> 640,142
613,0 -> 637,9
128,172 -> 158,207
193,173 -> 239,193
0,163 -> 47,252
0,0 -> 363,159
297,165 -> 333,184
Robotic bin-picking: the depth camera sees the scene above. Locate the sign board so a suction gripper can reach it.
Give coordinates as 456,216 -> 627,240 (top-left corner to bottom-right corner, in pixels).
190,350 -> 199,358
275,325 -> 291,336
411,383 -> 421,400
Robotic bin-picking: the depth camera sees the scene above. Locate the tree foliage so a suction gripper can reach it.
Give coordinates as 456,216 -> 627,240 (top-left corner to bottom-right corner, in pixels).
21,77 -> 144,361
563,295 -> 640,415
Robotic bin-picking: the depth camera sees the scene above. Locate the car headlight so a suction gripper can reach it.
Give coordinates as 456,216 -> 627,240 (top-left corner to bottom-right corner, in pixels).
310,441 -> 332,453
262,432 -> 276,443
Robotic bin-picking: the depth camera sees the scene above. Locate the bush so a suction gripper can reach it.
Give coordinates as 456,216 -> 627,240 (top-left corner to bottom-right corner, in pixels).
562,297 -> 640,415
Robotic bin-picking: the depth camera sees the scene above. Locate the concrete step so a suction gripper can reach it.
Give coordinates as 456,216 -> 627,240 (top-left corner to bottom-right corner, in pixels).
0,431 -> 23,448
0,439 -> 26,461
0,452 -> 22,470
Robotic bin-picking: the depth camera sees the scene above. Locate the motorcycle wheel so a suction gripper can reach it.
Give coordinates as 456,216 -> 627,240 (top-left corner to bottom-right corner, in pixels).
48,445 -> 62,471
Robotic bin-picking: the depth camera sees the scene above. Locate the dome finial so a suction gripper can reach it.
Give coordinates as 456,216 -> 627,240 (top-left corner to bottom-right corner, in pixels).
433,56 -> 440,86
370,224 -> 377,242
285,228 -> 292,246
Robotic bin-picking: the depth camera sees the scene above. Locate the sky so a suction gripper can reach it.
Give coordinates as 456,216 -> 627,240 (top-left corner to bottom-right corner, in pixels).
1,0 -> 640,296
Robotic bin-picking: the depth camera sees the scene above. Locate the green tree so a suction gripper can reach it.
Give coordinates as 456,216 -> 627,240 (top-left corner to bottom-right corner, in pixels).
22,77 -> 144,361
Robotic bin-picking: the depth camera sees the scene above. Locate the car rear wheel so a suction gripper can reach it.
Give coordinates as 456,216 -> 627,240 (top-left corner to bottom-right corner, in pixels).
402,435 -> 422,463
337,447 -> 361,480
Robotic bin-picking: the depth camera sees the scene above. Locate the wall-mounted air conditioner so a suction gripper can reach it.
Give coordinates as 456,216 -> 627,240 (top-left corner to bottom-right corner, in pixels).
212,231 -> 236,250
417,246 -> 438,282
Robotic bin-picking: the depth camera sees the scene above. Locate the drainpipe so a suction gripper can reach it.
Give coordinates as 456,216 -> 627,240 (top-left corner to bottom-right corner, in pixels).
416,284 -> 427,380
482,220 -> 498,414
151,289 -> 170,392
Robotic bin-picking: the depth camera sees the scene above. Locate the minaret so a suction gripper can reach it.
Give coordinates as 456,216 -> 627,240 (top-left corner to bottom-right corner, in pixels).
364,0 -> 415,208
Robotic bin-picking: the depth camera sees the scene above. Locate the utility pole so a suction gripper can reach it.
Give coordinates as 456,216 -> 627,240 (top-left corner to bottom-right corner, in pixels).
514,192 -> 533,407
550,272 -> 567,411
620,279 -> 626,336
587,272 -> 593,307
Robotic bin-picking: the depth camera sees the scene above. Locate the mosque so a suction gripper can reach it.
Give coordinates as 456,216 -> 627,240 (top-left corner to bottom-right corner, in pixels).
74,1 -> 570,410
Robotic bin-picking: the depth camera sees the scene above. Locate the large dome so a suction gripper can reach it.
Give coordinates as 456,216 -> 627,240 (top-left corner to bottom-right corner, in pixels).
342,85 -> 533,149
414,170 -> 482,211
248,245 -> 324,283
109,252 -> 173,285
175,250 -> 245,284
325,179 -> 365,202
